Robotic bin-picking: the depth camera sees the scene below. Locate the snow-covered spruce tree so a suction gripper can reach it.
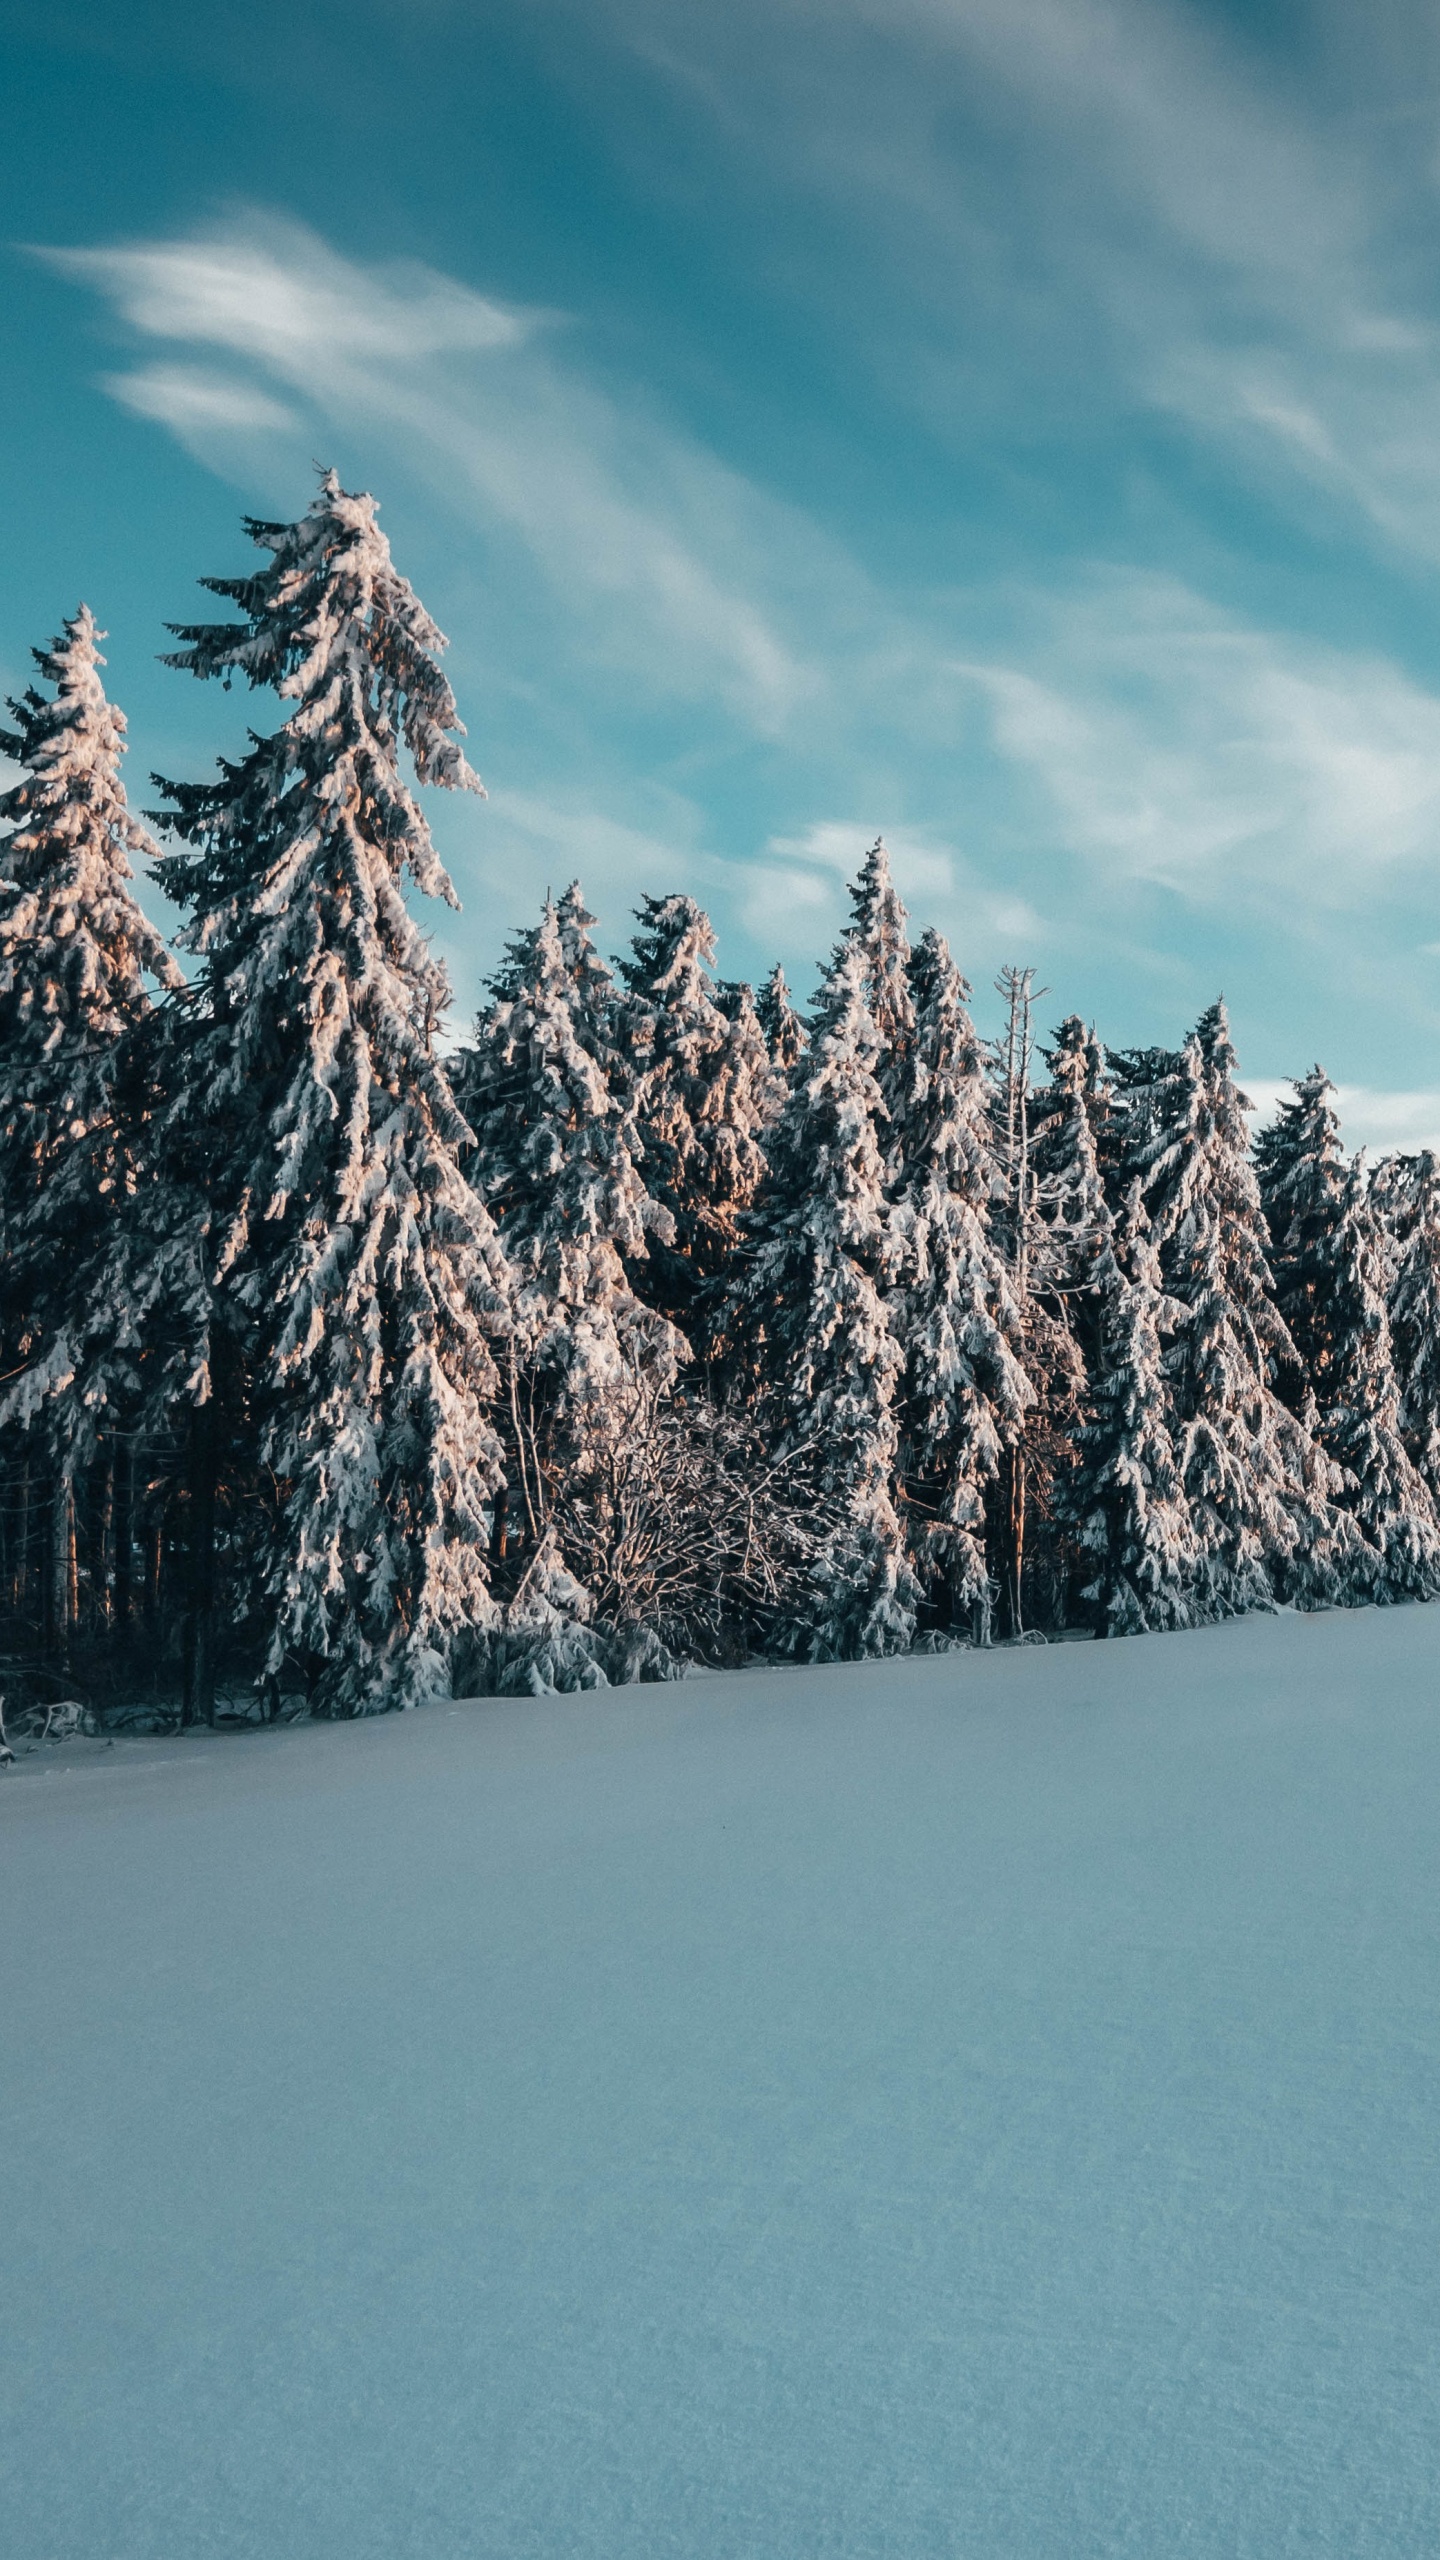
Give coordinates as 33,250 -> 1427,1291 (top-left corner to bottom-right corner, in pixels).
889,928 -> 1030,1641
1065,1183 -> 1196,1637
555,878 -> 618,1024
1026,1015 -> 1116,1621
1031,1016 -> 1113,1317
728,936 -> 917,1658
1322,1157 -> 1440,1594
1389,1150 -> 1440,1503
617,894 -> 777,1343
1253,1066 -> 1349,1403
756,961 -> 808,1078
719,976 -> 787,1131
461,884 -> 684,1541
1105,1041 -> 1180,1198
155,472 -> 511,1718
1369,1151 -> 1423,1266
1127,1005 -> 1362,1616
844,837 -> 915,1137
0,607 -> 183,1665
1258,1072 -> 1440,1597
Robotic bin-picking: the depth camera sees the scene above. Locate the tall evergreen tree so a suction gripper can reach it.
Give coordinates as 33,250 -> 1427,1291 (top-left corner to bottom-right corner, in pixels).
1026,1014 -> 1114,1623
729,938 -> 916,1658
1067,1184 -> 1195,1636
1259,1072 -> 1440,1596
1323,1158 -> 1440,1595
844,836 -> 914,1131
1031,1016 -> 1112,1311
0,607 -> 182,1661
1126,1004 -> 1358,1617
618,894 -> 775,1337
756,961 -> 808,1077
720,976 -> 787,1129
890,928 -> 1030,1640
155,471 -> 511,1717
1389,1149 -> 1440,1504
1254,1066 -> 1347,1405
462,884 -> 684,1524
1368,1151 -> 1423,1266
1105,1041 -> 1179,1198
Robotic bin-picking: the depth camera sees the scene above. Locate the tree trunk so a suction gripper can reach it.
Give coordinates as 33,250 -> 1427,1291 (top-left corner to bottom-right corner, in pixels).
1002,1442 -> 1026,1640
48,1476 -> 73,1669
146,1503 -> 163,1632
14,1460 -> 29,1620
66,1488 -> 79,1641
182,1402 -> 218,1728
96,1442 -> 116,1636
114,1436 -> 135,1641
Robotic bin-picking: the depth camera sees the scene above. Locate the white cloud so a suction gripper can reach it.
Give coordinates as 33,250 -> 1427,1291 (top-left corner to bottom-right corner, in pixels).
605,0 -> 1440,567
42,106 -> 1440,1037
1335,1087 -> 1440,1155
46,215 -> 815,732
49,230 -> 528,365
843,0 -> 1352,296
104,365 -> 297,436
959,573 -> 1440,906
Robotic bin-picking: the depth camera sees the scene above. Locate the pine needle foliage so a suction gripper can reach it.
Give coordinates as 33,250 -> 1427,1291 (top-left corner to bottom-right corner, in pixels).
154,472 -> 510,1714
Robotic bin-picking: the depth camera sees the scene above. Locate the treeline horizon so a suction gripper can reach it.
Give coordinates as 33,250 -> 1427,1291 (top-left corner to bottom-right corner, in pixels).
4,469 -> 1439,1734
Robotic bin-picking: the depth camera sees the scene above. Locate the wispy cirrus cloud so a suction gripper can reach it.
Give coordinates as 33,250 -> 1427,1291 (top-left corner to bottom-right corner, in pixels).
599,0 -> 1440,567
38,67 -> 1440,1058
104,363 -> 298,440
54,228 -> 529,361
960,572 -> 1440,909
49,201 -> 1440,943
44,215 -> 817,732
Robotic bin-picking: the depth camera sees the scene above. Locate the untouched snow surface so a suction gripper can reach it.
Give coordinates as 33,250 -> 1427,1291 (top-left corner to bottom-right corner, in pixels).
4,1608 -> 1440,2558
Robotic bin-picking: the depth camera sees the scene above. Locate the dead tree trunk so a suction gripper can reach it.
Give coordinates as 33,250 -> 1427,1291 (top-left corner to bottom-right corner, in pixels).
993,965 -> 1044,1640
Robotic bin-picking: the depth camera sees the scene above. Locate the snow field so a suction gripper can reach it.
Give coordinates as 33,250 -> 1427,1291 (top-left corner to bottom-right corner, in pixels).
4,1604 -> 1440,2557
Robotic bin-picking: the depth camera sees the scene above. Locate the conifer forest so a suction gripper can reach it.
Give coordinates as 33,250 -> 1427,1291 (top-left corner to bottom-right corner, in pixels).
5,469 -> 1440,1730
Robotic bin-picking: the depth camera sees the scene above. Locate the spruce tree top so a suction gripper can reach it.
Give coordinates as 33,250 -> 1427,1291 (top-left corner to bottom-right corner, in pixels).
1139,1003 -> 1266,1275
894,927 -> 991,1192
619,893 -> 775,1276
1032,1014 -> 1112,1288
472,890 -> 638,1257
756,962 -> 808,1074
159,469 -> 481,936
155,471 -> 484,1180
0,605 -> 181,1066
838,836 -> 913,1065
620,892 -> 718,1024
1254,1067 -> 1344,1216
1254,1065 -> 1346,1386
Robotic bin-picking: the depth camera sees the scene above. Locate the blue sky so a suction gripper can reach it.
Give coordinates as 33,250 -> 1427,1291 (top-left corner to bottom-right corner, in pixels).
7,0 -> 1440,1143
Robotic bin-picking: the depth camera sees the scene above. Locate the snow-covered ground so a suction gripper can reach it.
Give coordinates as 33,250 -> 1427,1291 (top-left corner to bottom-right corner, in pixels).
4,1608 -> 1440,2558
